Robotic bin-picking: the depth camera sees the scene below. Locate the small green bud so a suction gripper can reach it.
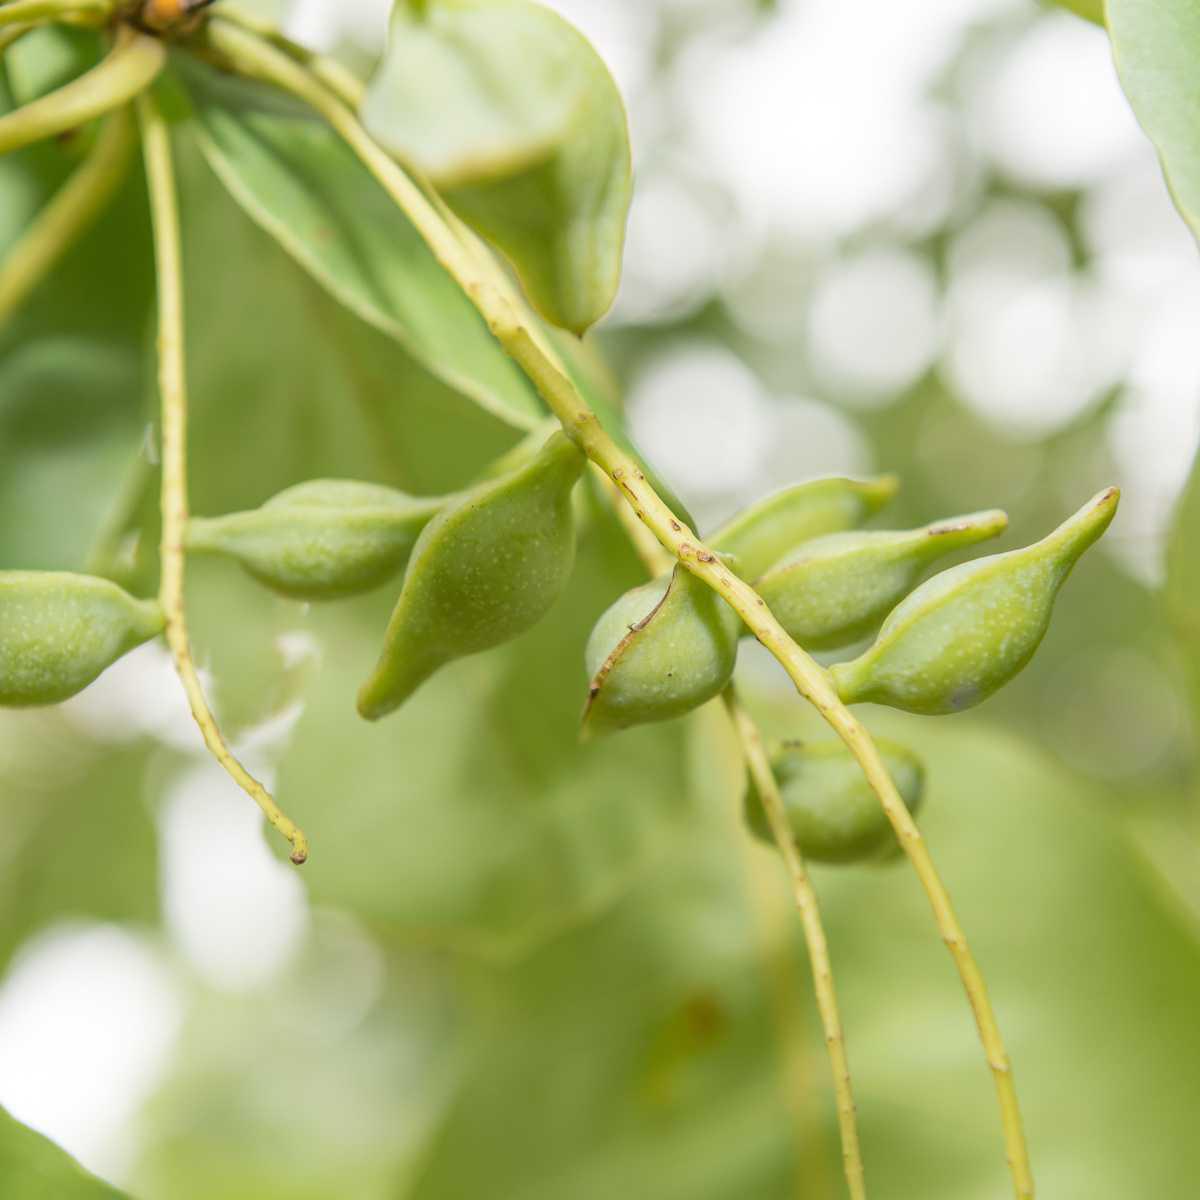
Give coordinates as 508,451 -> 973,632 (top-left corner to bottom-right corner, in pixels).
358,432 -> 586,719
831,488 -> 1119,715
755,510 -> 1008,651
709,475 -> 898,582
0,572 -> 164,707
186,480 -> 447,601
583,564 -> 739,736
744,739 -> 924,864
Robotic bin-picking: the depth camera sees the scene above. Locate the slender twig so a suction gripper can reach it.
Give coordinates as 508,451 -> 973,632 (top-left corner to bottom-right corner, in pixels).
213,3 -> 365,109
0,22 -> 32,52
0,107 -> 134,326
602,396 -> 865,1198
725,690 -> 866,1200
0,23 -> 164,154
0,0 -> 111,29
200,19 -> 1034,1194
136,86 -> 309,865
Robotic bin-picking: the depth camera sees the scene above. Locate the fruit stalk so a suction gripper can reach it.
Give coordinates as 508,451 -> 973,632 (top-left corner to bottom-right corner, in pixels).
137,86 -> 309,865
203,20 -> 1033,1193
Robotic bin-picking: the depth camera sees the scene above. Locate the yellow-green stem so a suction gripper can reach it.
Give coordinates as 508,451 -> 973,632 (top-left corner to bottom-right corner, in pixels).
0,23 -> 163,154
725,689 -> 867,1200
0,0 -> 110,28
201,18 -> 1033,1195
0,22 -> 32,51
606,478 -> 864,1198
136,86 -> 309,865
0,106 -> 133,325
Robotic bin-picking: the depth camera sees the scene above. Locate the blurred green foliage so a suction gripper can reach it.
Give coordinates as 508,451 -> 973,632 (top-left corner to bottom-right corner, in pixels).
1,3 -> 1199,1200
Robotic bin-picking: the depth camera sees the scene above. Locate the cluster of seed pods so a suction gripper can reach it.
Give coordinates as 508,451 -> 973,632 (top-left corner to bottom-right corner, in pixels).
0,425 -> 1117,860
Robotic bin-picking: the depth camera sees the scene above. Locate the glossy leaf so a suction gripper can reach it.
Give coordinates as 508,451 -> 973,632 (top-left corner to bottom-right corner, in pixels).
363,0 -> 633,333
1108,0 -> 1200,243
178,58 -> 544,431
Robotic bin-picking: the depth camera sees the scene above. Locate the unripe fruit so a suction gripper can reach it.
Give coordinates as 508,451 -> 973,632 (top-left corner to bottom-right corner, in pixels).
186,480 -> 446,601
831,488 -> 1119,715
358,432 -> 585,719
744,738 -> 924,864
709,475 -> 898,583
583,565 -> 739,736
0,572 -> 164,706
755,510 -> 1008,650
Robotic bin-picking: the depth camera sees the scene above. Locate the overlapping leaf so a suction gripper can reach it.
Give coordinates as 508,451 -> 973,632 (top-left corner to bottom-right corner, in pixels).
177,58 -> 543,432
1107,0 -> 1200,243
363,0 -> 633,334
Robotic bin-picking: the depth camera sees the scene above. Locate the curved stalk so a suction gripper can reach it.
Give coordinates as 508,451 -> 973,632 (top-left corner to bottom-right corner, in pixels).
0,0 -> 112,28
0,23 -> 32,52
0,106 -> 133,326
725,689 -> 867,1200
604,483 -> 863,1197
0,24 -> 163,155
137,86 -> 310,866
200,18 -> 1034,1195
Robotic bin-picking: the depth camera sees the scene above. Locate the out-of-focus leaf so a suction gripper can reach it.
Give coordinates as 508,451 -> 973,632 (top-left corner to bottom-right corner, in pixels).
176,58 -> 544,433
1166,448 -> 1200,709
363,0 -> 633,334
407,767 -> 798,1200
1108,0 -> 1200,244
0,338 -> 147,572
277,507 -> 698,960
743,705 -> 1200,1198
134,915 -> 463,1200
0,713 -> 162,974
0,1104 -> 126,1198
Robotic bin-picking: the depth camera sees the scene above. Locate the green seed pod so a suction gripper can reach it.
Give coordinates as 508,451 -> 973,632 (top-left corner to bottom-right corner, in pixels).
831,488 -> 1119,715
358,432 -> 586,719
0,572 -> 164,707
709,475 -> 899,583
745,739 -> 924,864
583,564 -> 739,736
755,510 -> 1008,651
186,480 -> 446,602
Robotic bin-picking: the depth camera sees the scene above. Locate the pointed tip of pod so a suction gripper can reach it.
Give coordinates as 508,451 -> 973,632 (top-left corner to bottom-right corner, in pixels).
1042,485 -> 1120,561
860,474 -> 901,513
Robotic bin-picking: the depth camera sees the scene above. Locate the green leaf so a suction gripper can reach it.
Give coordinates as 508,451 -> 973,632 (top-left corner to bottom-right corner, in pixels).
0,1105 -> 127,1197
0,717 -> 162,975
1107,0 -> 1200,243
362,0 -> 633,335
175,58 -> 544,433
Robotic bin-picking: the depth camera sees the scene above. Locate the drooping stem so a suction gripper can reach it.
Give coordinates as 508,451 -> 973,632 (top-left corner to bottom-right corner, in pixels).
136,86 -> 310,865
0,0 -> 111,29
0,23 -> 32,52
0,23 -> 164,154
605,475 -> 857,1196
725,689 -> 867,1200
202,19 -> 1034,1195
0,106 -> 133,326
